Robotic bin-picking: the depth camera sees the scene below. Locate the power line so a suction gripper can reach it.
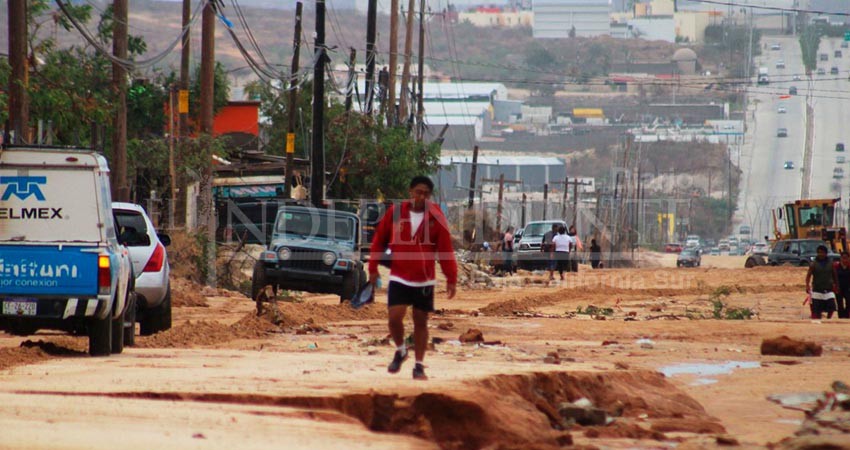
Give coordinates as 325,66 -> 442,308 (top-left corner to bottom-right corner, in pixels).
685,0 -> 850,17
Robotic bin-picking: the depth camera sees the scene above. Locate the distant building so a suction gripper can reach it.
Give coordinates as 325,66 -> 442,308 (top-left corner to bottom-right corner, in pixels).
458,7 -> 533,28
628,16 -> 676,42
533,0 -> 611,38
436,155 -> 566,201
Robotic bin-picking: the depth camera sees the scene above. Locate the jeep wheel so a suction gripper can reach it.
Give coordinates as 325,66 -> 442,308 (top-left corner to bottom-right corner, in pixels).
89,311 -> 112,357
140,285 -> 172,336
251,261 -> 268,301
340,271 -> 359,302
111,300 -> 125,355
123,292 -> 137,347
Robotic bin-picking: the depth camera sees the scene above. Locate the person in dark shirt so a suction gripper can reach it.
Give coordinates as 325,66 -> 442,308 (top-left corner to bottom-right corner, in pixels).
806,245 -> 837,319
833,251 -> 850,319
541,223 -> 559,281
590,238 -> 602,269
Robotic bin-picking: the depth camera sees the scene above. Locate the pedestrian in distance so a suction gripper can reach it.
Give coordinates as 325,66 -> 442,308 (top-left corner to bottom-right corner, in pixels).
552,225 -> 574,281
542,223 -> 559,281
567,225 -> 583,273
502,226 -> 515,276
806,245 -> 837,319
590,238 -> 602,269
833,251 -> 850,319
368,176 -> 457,380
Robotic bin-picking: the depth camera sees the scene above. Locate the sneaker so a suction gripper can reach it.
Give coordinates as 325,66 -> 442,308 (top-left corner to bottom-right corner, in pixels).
388,350 -> 408,373
412,363 -> 428,380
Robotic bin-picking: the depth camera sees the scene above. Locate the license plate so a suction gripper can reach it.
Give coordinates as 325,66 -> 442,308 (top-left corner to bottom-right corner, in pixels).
2,299 -> 37,316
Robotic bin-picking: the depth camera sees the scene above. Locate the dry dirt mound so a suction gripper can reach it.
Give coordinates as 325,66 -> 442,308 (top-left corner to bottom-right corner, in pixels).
0,338 -> 87,371
170,278 -> 210,307
260,301 -> 386,328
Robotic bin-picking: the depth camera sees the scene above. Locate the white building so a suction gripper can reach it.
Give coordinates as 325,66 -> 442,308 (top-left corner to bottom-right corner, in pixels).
533,0 -> 611,38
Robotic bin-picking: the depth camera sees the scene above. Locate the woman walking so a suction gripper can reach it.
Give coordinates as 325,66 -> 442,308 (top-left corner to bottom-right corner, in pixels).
552,225 -> 574,281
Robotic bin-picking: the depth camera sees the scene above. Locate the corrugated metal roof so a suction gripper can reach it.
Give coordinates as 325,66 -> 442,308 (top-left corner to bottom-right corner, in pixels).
440,156 -> 565,166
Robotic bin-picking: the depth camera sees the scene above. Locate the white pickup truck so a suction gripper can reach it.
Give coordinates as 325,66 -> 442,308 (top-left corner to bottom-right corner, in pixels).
0,147 -> 134,356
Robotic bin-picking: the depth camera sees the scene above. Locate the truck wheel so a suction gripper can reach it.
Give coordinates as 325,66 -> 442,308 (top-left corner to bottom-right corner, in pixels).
111,301 -> 125,355
140,285 -> 172,336
123,292 -> 137,347
89,311 -> 112,357
251,261 -> 268,301
340,271 -> 359,302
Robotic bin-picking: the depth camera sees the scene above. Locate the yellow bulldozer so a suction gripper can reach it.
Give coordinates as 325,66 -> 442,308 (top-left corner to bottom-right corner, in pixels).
745,198 -> 848,267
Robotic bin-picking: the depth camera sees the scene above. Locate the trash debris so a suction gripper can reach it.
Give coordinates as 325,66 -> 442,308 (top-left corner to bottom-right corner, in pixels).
761,336 -> 823,357
437,322 -> 455,331
544,351 -> 561,365
636,338 -> 655,349
773,381 -> 850,447
559,399 -> 608,426
459,328 -> 485,343
715,435 -> 739,446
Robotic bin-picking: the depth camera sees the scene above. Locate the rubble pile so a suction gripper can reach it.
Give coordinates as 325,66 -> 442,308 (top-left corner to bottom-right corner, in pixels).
774,381 -> 850,449
457,262 -> 496,289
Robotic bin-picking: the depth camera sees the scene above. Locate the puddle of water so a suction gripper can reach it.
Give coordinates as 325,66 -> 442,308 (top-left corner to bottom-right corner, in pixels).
659,361 -> 761,378
775,419 -> 803,425
691,378 -> 718,386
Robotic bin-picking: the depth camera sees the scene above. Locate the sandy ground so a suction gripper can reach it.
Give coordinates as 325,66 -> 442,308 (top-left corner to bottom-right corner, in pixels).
2,255 -> 850,449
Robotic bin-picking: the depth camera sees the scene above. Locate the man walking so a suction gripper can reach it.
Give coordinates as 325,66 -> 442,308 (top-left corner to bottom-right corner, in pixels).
806,245 -> 837,319
833,251 -> 850,318
541,223 -> 559,281
369,176 -> 457,380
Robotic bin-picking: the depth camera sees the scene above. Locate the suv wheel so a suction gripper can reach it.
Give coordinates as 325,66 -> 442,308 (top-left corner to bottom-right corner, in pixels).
140,285 -> 172,336
340,270 -> 360,302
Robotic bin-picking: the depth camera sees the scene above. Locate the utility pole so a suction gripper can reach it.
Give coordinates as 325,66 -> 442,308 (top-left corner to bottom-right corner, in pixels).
311,0 -> 327,207
344,47 -> 357,112
364,0 -> 377,114
112,0 -> 129,202
482,174 -> 522,233
179,0 -> 191,139
415,0 -> 426,141
169,86 -> 177,228
521,193 -> 527,227
199,0 -> 216,286
388,0 -> 399,125
399,0 -> 416,123
467,145 -> 479,210
284,2 -> 303,199
543,183 -> 549,220
8,0 -> 29,144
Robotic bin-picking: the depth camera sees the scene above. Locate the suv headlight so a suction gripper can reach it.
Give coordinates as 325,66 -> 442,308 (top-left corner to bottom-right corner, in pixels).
278,247 -> 292,260
520,243 -> 530,250
323,252 -> 336,266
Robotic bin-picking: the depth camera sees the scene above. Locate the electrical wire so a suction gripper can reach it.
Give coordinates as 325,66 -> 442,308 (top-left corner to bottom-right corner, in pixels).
684,0 -> 850,17
55,0 -> 207,70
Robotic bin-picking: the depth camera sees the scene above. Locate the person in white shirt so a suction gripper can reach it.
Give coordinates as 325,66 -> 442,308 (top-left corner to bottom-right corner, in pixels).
551,225 -> 574,281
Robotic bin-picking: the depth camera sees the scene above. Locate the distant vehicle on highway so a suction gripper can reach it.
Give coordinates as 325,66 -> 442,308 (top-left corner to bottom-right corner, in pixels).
777,104 -> 787,113
677,248 -> 701,268
777,128 -> 788,137
750,242 -> 770,256
837,156 -> 846,164
739,225 -> 751,235
789,86 -> 798,95
710,247 -> 720,256
718,240 -> 730,251
664,242 -> 683,253
842,41 -> 849,49
835,50 -> 843,58
784,161 -> 795,169
831,66 -> 839,75
817,67 -> 826,75
820,53 -> 829,61
793,75 -> 802,81
834,167 -> 844,179
771,43 -> 781,50
837,143 -> 845,152
775,60 -> 786,69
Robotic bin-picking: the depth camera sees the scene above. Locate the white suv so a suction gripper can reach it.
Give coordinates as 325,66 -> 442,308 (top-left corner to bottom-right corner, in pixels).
113,203 -> 172,337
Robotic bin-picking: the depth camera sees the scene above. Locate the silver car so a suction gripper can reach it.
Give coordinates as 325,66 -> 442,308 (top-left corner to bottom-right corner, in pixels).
113,202 -> 172,336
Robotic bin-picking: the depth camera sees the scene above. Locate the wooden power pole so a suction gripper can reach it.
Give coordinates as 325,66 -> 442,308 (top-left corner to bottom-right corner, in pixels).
311,0 -> 327,207
387,0 -> 399,125
179,0 -> 191,139
364,0 -> 378,114
199,0 -> 216,286
399,0 -> 416,123
482,174 -> 522,234
284,2 -> 302,199
8,0 -> 29,144
467,145 -> 479,210
112,0 -> 129,201
344,47 -> 356,112
415,0 -> 426,141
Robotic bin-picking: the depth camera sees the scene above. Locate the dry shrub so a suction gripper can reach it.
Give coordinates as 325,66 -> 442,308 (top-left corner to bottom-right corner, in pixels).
167,230 -> 203,283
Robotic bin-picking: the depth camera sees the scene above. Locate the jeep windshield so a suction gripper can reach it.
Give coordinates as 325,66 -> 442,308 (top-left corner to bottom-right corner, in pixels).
523,223 -> 561,238
275,210 -> 356,241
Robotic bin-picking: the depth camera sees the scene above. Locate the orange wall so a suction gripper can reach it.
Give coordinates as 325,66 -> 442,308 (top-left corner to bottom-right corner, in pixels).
213,102 -> 260,136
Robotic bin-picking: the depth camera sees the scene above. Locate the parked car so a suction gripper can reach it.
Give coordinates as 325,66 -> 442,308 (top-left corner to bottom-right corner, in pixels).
252,205 -> 366,302
750,242 -> 770,256
777,128 -> 788,137
677,248 -> 701,267
516,220 -> 568,269
664,242 -> 684,253
768,239 -> 838,266
113,202 -> 172,338
784,160 -> 795,170
0,147 -> 134,356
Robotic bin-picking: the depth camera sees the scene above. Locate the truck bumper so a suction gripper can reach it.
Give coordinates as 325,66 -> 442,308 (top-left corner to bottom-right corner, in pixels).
0,297 -> 108,334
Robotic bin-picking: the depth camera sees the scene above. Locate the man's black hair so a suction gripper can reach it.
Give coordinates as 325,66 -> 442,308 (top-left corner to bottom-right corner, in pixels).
409,175 -> 434,191
817,244 -> 828,253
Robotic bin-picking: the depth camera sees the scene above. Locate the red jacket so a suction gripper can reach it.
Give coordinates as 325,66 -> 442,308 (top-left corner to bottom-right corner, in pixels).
368,200 -> 457,286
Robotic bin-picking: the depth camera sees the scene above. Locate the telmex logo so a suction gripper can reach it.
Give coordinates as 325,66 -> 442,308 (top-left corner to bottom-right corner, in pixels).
0,176 -> 47,201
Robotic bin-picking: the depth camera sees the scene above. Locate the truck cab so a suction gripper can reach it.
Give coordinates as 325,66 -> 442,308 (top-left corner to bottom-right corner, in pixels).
251,206 -> 366,303
0,147 -> 134,356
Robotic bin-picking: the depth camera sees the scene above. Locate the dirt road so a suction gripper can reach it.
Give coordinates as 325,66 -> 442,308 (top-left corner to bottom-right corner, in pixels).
2,258 -> 849,449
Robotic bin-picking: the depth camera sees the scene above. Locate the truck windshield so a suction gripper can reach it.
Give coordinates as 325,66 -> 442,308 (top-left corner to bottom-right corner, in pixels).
524,222 -> 560,237
276,210 -> 355,241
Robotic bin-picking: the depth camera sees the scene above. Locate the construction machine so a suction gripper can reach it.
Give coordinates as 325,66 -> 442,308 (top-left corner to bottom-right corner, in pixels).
745,198 -> 848,267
